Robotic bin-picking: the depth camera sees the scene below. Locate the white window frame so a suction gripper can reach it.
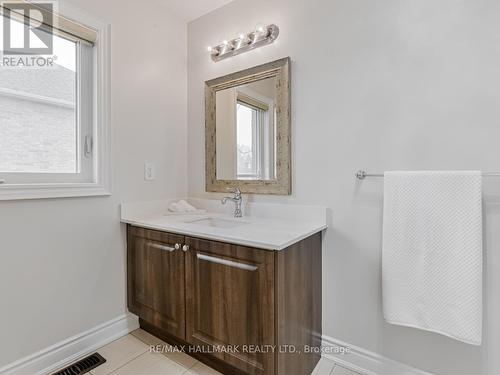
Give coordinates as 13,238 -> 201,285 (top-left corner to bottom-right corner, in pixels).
235,88 -> 275,181
0,3 -> 111,200
236,101 -> 262,180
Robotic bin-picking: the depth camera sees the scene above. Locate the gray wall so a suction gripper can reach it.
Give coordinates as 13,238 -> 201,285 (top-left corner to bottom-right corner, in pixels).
187,1 -> 500,374
0,0 -> 187,367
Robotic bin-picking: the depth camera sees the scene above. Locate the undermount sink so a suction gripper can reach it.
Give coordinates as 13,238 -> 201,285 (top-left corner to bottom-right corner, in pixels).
187,218 -> 248,229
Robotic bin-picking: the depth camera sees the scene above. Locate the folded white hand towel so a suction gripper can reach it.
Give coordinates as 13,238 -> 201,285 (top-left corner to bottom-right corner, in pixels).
168,202 -> 184,212
168,200 -> 200,213
177,200 -> 197,212
382,171 -> 483,345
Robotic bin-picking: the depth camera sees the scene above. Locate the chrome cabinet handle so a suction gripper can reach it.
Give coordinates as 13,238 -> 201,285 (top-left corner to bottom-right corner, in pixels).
148,243 -> 176,252
197,253 -> 257,271
182,245 -> 189,252
175,243 -> 181,250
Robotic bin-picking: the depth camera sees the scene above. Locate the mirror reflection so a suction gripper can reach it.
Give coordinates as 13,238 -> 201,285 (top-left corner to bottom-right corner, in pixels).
216,77 -> 277,181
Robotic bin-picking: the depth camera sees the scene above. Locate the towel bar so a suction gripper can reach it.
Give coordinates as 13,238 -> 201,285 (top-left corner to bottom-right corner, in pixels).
355,170 -> 500,180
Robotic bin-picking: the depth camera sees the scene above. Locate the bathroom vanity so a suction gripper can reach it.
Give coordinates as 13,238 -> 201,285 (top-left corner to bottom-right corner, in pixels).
122,199 -> 326,375
122,58 -> 323,374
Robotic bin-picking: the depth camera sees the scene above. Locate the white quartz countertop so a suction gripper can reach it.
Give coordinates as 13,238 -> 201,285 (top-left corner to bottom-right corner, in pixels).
121,198 -> 327,251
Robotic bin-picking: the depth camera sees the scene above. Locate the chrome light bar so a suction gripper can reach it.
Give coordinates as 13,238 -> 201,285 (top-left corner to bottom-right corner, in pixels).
208,24 -> 279,62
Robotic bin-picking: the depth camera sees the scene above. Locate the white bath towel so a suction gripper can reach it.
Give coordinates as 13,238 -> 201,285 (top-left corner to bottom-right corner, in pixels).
382,171 -> 483,345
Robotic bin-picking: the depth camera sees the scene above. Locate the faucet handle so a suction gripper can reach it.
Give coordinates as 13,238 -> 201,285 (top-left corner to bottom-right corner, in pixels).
227,187 -> 241,197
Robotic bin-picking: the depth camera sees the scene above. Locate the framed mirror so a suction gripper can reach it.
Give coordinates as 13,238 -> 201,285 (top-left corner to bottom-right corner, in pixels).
205,57 -> 291,195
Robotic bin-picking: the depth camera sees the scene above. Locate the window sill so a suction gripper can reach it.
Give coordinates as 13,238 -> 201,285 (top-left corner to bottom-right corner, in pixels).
0,183 -> 111,201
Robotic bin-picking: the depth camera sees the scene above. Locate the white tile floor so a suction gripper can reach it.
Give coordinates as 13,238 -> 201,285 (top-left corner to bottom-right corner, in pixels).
63,329 -> 361,375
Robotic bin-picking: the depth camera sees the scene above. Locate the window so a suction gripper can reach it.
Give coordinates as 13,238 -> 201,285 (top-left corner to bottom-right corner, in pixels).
236,102 -> 260,179
236,92 -> 275,180
0,4 -> 110,199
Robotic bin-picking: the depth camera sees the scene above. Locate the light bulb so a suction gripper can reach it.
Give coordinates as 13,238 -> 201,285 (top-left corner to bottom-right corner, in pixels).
236,33 -> 250,48
207,46 -> 212,52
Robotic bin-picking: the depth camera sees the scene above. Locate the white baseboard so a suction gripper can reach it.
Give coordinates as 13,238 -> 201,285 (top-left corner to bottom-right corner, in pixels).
0,314 -> 139,375
0,316 -> 432,375
321,335 -> 435,375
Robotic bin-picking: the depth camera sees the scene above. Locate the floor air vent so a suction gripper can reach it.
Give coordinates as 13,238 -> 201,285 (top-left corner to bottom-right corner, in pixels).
51,353 -> 106,375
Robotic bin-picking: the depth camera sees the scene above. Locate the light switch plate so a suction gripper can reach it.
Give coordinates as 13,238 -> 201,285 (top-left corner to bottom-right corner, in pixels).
144,162 -> 156,181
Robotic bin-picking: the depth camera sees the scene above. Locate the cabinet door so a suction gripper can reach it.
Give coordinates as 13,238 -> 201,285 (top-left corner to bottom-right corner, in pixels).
127,226 -> 186,340
185,237 -> 275,375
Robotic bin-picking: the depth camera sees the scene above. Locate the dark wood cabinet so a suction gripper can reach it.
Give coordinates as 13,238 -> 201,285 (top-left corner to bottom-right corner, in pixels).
185,237 -> 275,375
127,227 -> 186,340
127,225 -> 322,375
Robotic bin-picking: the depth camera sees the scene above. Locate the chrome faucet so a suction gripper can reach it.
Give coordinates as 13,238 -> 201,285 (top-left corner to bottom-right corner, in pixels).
221,187 -> 243,218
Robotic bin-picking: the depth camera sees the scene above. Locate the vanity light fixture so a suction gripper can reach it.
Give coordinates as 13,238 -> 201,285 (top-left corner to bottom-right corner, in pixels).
207,24 -> 279,62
